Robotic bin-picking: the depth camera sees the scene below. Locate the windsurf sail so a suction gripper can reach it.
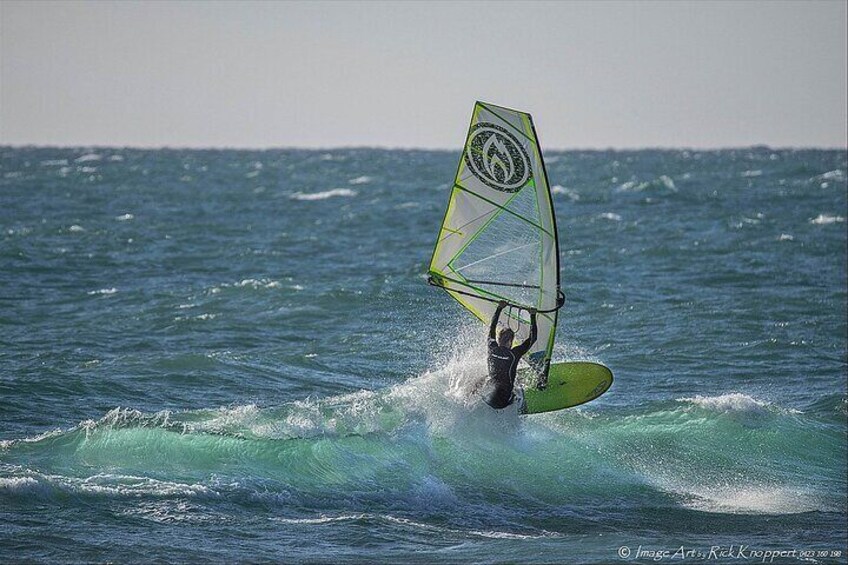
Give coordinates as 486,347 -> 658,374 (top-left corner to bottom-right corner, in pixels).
428,101 -> 563,383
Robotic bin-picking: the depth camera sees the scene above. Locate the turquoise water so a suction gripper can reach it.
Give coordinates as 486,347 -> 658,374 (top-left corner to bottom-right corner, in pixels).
1,147 -> 846,563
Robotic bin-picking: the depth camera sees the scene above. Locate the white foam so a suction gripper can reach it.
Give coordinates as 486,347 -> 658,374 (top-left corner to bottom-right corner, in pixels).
0,475 -> 58,499
810,213 -> 845,225
90,407 -> 150,428
80,474 -> 213,497
617,176 -> 676,192
0,470 -> 212,501
116,213 -> 134,221
40,159 -> 68,166
0,428 -> 65,450
0,476 -> 40,491
551,185 -> 580,201
677,484 -> 825,515
777,234 -> 794,241
816,169 -> 845,181
616,180 -> 641,192
270,512 -> 555,539
659,175 -> 677,191
232,278 -> 283,289
598,212 -> 622,222
74,153 -> 102,163
381,514 -> 556,540
389,326 -> 534,438
290,188 -> 357,201
273,513 -> 369,525
184,404 -> 261,436
348,176 -> 372,185
466,528 -> 553,540
68,225 -> 85,232
679,392 -> 768,412
205,279 -> 286,295
732,214 -> 763,228
175,313 -> 217,321
741,170 -> 762,177
236,278 -> 277,288
677,393 -> 800,415
87,288 -> 118,296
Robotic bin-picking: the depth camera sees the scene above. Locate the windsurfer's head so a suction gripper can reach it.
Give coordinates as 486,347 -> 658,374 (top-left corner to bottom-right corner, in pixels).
497,327 -> 514,347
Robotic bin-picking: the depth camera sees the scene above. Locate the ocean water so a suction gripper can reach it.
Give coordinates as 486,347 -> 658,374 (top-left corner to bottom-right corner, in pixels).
1,146 -> 846,564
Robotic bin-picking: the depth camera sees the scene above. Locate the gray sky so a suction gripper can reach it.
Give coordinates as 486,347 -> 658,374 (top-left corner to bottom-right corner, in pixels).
1,0 -> 846,149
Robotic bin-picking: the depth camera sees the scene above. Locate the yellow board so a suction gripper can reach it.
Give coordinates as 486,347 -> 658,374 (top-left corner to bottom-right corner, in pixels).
520,362 -> 613,414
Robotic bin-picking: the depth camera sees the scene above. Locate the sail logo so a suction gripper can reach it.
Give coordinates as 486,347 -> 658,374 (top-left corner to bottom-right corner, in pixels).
464,123 -> 532,192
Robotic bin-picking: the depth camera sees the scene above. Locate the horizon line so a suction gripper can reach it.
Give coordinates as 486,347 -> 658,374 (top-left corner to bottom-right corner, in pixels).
2,143 -> 847,153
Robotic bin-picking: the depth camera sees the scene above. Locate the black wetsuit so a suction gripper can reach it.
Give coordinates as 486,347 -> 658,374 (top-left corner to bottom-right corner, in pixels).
484,303 -> 538,409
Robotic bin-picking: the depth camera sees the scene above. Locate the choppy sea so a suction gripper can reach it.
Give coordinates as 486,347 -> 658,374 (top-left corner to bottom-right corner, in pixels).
1,146 -> 846,563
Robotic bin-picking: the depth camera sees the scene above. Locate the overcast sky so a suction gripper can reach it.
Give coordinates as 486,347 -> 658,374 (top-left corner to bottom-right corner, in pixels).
1,0 -> 846,149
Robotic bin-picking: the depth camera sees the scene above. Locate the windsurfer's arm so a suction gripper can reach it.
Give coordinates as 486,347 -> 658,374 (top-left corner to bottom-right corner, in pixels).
489,300 -> 507,341
513,309 -> 538,356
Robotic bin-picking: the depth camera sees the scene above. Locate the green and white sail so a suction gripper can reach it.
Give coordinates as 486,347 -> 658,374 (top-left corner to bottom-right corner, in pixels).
428,101 -> 562,381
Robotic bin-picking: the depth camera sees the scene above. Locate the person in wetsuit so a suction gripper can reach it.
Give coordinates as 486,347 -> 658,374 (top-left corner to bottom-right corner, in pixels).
483,300 -> 538,409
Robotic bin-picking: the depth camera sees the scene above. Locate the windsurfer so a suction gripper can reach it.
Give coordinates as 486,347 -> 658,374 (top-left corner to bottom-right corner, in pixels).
476,300 -> 538,409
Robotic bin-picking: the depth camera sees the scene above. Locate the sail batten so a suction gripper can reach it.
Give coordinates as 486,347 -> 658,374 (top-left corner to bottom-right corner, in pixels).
428,101 -> 561,379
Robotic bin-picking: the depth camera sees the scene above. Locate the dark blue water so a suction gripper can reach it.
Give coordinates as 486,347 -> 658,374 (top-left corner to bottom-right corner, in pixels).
1,147 -> 846,563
